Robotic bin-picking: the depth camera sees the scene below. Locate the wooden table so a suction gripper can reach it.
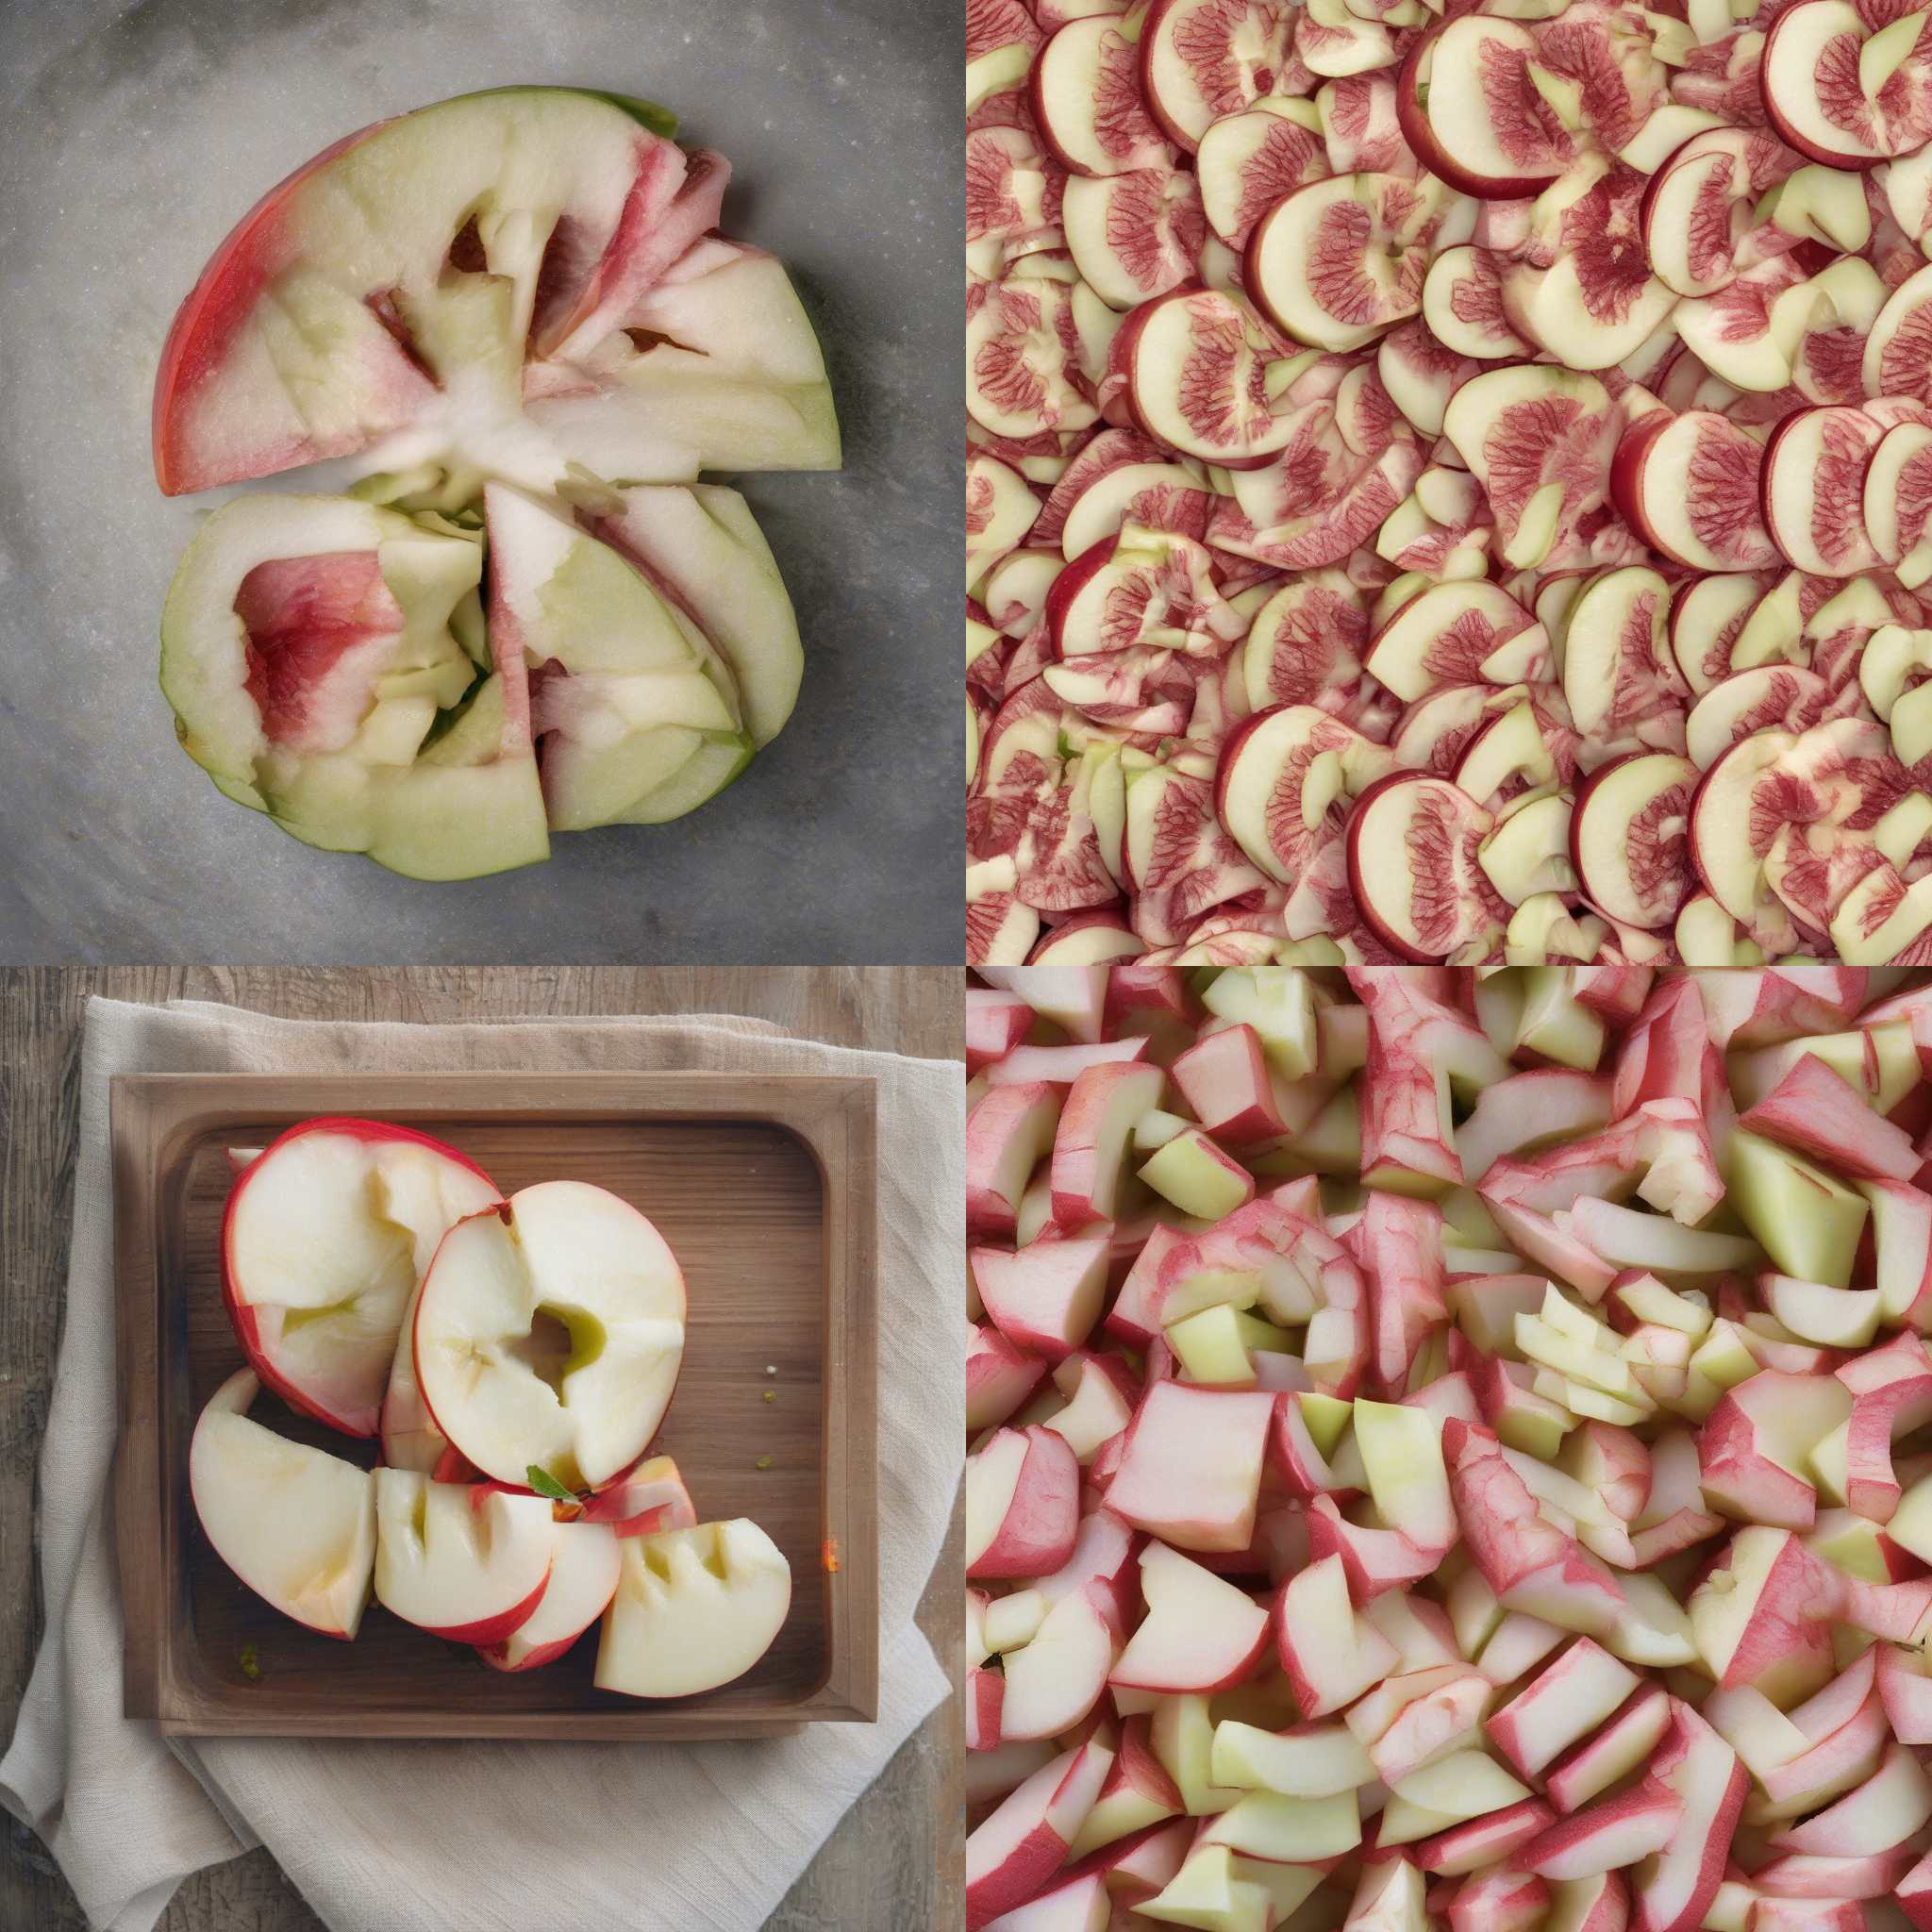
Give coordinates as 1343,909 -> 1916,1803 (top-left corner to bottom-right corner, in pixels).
0,968 -> 965,1932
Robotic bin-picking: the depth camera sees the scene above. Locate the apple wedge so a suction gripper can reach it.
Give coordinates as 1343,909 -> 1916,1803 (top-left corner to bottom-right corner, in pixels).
373,1469 -> 553,1642
593,1518 -> 791,1697
476,1519 -> 621,1672
190,1367 -> 377,1638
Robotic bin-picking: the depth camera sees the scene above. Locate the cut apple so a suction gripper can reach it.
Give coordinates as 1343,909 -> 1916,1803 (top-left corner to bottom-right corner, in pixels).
373,1468 -> 553,1642
154,88 -> 834,875
223,1115 -> 500,1438
592,1518 -> 791,1697
412,1180 -> 685,1491
477,1518 -> 621,1672
190,1367 -> 376,1638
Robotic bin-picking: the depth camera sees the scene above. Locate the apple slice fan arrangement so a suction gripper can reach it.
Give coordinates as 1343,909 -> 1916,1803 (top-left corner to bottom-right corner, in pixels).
965,0 -> 1932,969
962,961 -> 1932,1932
192,1118 -> 790,1693
153,88 -> 839,879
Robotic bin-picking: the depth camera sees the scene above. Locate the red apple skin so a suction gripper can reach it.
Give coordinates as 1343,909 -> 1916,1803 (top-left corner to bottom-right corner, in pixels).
418,1561 -> 551,1647
1607,411 -> 1674,556
153,120 -> 392,495
1758,4 -> 1886,171
1042,537 -> 1116,659
221,1117 -> 497,1438
1393,28 -> 1564,201
1345,771 -> 1455,965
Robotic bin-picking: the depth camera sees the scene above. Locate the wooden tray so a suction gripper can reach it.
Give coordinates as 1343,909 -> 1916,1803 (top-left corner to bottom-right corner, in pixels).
110,1071 -> 878,1740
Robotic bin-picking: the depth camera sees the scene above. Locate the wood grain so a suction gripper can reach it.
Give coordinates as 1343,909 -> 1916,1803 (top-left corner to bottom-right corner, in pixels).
0,969 -> 963,1932
115,1073 -> 876,1737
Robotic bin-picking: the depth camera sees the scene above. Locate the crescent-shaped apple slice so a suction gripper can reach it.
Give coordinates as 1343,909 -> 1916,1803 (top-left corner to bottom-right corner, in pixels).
190,1367 -> 376,1638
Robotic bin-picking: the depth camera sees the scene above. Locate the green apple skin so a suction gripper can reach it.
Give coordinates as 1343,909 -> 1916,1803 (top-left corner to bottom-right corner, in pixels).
1724,1130 -> 1869,1289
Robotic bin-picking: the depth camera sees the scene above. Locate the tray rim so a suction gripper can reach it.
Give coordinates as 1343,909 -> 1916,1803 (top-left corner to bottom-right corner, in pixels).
110,1068 -> 879,1740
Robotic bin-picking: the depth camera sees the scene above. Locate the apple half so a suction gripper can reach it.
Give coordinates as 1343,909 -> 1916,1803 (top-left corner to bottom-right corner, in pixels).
593,1518 -> 792,1697
189,1366 -> 376,1638
412,1179 -> 686,1491
153,90 -> 835,497
222,1115 -> 501,1437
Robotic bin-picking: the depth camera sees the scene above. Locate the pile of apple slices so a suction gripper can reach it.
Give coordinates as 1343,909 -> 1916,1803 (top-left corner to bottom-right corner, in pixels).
966,0 -> 1932,967
965,959 -> 1932,1931
155,88 -> 838,878
191,1117 -> 789,1694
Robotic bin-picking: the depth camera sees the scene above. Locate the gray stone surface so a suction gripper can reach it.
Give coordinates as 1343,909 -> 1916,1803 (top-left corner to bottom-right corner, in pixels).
0,0 -> 959,963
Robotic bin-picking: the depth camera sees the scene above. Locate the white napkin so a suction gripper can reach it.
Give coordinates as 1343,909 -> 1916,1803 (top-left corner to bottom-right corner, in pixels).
2,997 -> 962,1932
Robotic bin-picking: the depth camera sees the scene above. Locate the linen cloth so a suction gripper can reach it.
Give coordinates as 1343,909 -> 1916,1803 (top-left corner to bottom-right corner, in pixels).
2,997 -> 962,1932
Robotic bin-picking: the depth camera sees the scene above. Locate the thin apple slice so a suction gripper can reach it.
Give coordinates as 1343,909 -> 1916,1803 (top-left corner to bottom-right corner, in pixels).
1761,404 -> 1883,576
1399,16 -> 1573,201
477,1519 -> 622,1672
1346,772 -> 1501,962
1245,172 -> 1457,353
1121,286 -> 1301,465
1761,0 -> 1932,171
1609,409 -> 1778,572
1198,100 -> 1327,245
225,1115 -> 500,1439
1363,582 -> 1548,702
1216,703 -> 1394,885
1030,15 -> 1173,176
1641,127 -> 1790,298
1866,420 -> 1932,587
1423,245 -> 1533,359
1141,0 -> 1296,154
1441,365 -> 1620,571
1571,753 -> 1699,931
373,1469 -> 554,1642
1063,164 -> 1208,309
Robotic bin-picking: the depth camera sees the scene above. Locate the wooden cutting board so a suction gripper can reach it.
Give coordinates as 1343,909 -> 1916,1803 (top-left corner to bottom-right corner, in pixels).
110,1070 -> 877,1739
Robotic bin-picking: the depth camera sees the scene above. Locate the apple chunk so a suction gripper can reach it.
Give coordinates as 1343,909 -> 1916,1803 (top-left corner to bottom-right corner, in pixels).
593,1518 -> 791,1697
161,494 -> 551,880
412,1180 -> 685,1491
224,1115 -> 500,1438
189,1367 -> 376,1638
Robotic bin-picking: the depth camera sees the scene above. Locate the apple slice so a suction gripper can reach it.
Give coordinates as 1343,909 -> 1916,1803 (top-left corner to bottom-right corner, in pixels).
1030,16 -> 1172,177
190,1367 -> 376,1638
412,1180 -> 685,1491
1346,773 -> 1500,963
967,1735 -> 1116,1932
160,495 -> 550,879
1246,172 -> 1457,354
577,1452 -> 696,1538
1141,0 -> 1293,154
1760,406 -> 1883,577
373,1469 -> 553,1642
1441,365 -> 1619,572
224,1115 -> 500,1439
483,482 -> 748,832
592,1517 -> 791,1697
1110,1542 -> 1271,1695
1571,754 -> 1699,933
1737,1052 -> 1923,1181
1197,100 -> 1327,247
1761,0 -> 1932,170
1399,17 -> 1572,200
476,1519 -> 621,1672
1609,410 -> 1777,573
1121,287 -> 1302,466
